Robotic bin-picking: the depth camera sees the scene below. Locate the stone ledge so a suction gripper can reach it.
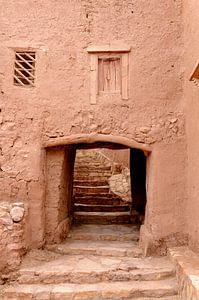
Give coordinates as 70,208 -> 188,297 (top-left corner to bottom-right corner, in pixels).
169,246 -> 199,299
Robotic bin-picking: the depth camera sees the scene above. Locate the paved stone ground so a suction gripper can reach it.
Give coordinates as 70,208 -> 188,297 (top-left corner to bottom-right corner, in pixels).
1,224 -> 179,299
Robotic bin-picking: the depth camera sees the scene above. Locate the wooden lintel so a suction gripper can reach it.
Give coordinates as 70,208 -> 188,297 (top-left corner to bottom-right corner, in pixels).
43,134 -> 152,153
87,44 -> 131,53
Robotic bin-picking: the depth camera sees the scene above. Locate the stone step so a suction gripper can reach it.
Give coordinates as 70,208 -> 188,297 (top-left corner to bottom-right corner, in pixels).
74,171 -> 112,177
74,192 -> 122,199
74,179 -> 108,186
74,203 -> 131,212
75,174 -> 111,181
68,224 -> 140,241
46,239 -> 142,257
75,156 -> 101,161
17,253 -> 176,285
3,279 -> 178,299
73,211 -> 131,224
74,165 -> 112,172
74,196 -> 123,205
74,186 -> 110,194
75,162 -> 109,168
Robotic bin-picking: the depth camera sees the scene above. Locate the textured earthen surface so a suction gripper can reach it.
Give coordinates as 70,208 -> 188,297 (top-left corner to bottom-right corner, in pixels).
0,202 -> 25,281
169,247 -> 199,299
0,1 -> 198,296
184,0 -> 199,255
1,224 -> 179,299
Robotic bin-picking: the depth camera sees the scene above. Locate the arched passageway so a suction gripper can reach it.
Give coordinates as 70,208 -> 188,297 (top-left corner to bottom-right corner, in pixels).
44,134 -> 151,244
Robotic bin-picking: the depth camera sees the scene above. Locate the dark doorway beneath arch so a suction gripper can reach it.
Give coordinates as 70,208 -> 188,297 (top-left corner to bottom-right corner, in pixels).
72,142 -> 147,227
130,149 -> 147,221
45,138 -> 149,243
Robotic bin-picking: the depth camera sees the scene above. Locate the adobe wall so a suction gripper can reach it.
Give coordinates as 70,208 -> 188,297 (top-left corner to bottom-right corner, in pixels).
184,0 -> 199,254
0,0 -> 187,254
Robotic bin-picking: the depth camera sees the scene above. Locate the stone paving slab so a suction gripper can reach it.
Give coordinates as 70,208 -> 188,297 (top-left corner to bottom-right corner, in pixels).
46,239 -> 143,257
74,203 -> 130,212
68,224 -> 140,241
18,251 -> 175,284
2,279 -> 178,299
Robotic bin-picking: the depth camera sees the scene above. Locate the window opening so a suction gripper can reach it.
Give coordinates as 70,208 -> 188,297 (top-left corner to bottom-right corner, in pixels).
14,52 -> 36,87
98,57 -> 121,93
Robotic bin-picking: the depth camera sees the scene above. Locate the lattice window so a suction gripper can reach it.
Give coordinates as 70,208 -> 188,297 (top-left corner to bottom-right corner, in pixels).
14,52 -> 36,87
98,57 -> 121,93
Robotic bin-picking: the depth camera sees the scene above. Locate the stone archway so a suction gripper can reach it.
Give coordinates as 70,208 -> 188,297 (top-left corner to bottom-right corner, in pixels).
44,134 -> 152,244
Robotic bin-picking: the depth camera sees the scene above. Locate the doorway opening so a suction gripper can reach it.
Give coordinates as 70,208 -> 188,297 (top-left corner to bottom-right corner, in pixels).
73,146 -> 133,225
45,135 -> 149,244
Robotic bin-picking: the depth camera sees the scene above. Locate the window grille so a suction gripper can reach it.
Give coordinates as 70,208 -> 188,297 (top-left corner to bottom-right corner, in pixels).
14,52 -> 36,87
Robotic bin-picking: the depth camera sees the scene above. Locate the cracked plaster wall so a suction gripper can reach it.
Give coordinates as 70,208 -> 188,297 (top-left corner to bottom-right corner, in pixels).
0,0 -> 187,252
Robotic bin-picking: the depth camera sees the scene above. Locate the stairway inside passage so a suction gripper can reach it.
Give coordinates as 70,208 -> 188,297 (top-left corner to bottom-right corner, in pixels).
2,149 -> 179,299
73,149 -> 134,225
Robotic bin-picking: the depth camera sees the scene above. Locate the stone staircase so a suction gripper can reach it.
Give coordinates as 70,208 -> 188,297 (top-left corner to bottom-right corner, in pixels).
73,150 -> 134,225
2,224 -> 179,299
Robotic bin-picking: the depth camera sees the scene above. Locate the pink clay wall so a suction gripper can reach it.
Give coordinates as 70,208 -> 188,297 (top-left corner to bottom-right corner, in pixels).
0,0 -> 187,250
184,0 -> 199,254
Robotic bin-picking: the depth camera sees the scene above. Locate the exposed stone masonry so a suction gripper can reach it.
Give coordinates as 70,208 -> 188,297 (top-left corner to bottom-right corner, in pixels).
0,202 -> 25,283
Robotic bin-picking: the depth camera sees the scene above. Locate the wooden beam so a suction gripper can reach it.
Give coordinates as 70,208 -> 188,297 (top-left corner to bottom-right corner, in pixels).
87,44 -> 131,53
43,133 -> 152,153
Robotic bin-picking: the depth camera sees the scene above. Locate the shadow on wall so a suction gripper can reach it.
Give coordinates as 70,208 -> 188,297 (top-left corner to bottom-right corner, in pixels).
130,148 -> 147,218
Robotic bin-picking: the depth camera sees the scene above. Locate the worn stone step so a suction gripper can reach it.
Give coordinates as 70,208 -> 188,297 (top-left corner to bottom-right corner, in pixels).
17,253 -> 176,285
74,171 -> 112,177
74,186 -> 110,194
74,165 -> 112,172
74,196 -> 123,205
46,239 -> 142,257
74,192 -> 122,199
3,279 -> 178,299
74,179 -> 108,186
75,162 -> 109,167
74,203 -> 131,212
73,211 -> 131,224
68,224 -> 140,242
75,156 -> 102,162
75,174 -> 110,181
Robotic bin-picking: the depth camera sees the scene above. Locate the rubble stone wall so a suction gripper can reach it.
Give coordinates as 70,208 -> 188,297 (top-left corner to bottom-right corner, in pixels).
0,202 -> 25,280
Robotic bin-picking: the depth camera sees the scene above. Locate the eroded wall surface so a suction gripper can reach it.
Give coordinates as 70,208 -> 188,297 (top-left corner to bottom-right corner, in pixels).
0,0 -> 187,253
184,0 -> 199,254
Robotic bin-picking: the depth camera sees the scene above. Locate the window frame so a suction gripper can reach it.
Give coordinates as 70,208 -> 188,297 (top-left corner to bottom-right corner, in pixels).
87,44 -> 130,104
14,51 -> 36,87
